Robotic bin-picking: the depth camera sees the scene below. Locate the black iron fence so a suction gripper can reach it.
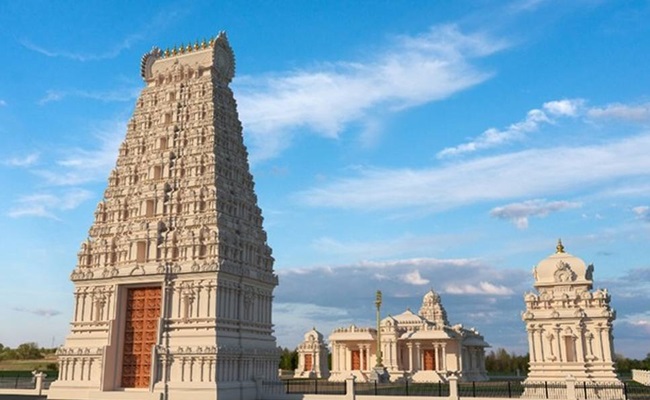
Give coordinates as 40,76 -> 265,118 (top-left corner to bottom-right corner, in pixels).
0,375 -> 37,389
265,378 -> 650,400
355,381 -> 450,397
262,379 -> 346,395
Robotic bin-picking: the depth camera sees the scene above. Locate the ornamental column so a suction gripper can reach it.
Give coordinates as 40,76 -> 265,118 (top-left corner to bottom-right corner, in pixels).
527,326 -> 537,363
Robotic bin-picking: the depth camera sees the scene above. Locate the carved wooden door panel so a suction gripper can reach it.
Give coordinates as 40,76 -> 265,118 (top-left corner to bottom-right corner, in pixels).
304,354 -> 313,371
351,350 -> 361,370
423,349 -> 435,371
122,287 -> 161,388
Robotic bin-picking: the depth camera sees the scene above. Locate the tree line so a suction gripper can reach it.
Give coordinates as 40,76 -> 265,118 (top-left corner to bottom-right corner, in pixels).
0,343 -> 56,361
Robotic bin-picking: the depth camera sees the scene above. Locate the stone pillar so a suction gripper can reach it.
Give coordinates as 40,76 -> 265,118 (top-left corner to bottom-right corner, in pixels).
537,328 -> 545,362
415,342 -> 421,371
555,327 -> 563,362
345,376 -> 356,400
448,375 -> 459,400
596,326 -> 605,361
441,343 -> 447,372
566,375 -> 577,400
527,326 -> 537,363
576,327 -> 585,363
366,345 -> 371,371
35,372 -> 46,396
407,343 -> 413,372
602,327 -> 613,362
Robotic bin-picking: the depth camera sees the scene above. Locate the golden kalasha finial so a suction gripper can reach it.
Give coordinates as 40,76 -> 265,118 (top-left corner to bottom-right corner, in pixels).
556,239 -> 565,253
186,43 -> 192,52
201,38 -> 207,49
179,43 -> 186,54
209,36 -> 216,46
172,45 -> 178,55
193,40 -> 199,50
164,48 -> 170,57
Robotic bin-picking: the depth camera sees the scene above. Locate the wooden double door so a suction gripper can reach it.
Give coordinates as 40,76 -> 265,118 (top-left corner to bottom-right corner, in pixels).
121,287 -> 161,388
423,349 -> 436,371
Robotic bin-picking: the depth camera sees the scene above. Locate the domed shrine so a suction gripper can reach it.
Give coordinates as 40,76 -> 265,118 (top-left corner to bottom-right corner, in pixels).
328,290 -> 489,383
293,328 -> 330,379
522,240 -> 620,383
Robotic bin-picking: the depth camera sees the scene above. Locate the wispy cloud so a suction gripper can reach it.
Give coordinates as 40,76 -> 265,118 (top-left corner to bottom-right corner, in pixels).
0,99 -> 6,107
445,281 -> 514,295
437,99 -> 584,158
296,133 -> 650,212
235,24 -> 508,162
13,307 -> 62,317
21,34 -> 142,62
587,102 -> 650,122
2,153 -> 39,167
490,199 -> 582,229
34,119 -> 125,186
632,206 -> 650,222
38,87 -> 140,105
8,188 -> 94,219
439,99 -> 650,158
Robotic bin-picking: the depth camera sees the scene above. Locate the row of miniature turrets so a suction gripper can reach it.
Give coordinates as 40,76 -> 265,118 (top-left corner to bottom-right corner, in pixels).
160,36 -> 221,58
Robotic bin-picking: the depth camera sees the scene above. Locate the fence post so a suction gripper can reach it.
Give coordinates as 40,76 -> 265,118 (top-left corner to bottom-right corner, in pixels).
507,380 -> 512,398
472,381 -> 476,397
565,375 -> 577,400
254,376 -> 263,400
448,375 -> 459,400
35,372 -> 47,396
346,376 -> 356,400
315,378 -> 318,395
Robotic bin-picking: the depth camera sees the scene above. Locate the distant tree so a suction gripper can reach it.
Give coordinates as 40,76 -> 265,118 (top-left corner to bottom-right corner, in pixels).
15,342 -> 43,360
278,347 -> 298,370
485,348 -> 529,374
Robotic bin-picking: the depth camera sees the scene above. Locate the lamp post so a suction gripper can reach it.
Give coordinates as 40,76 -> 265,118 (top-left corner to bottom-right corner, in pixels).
375,290 -> 383,367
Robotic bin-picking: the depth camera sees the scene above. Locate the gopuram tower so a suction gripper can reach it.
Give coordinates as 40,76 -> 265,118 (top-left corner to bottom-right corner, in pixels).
48,32 -> 279,400
522,240 -> 619,383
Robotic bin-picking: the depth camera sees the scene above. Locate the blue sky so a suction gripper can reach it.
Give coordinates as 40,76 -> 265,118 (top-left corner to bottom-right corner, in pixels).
1,0 -> 649,359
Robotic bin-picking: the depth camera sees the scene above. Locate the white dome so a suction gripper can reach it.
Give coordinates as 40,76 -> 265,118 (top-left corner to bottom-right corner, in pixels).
533,240 -> 593,288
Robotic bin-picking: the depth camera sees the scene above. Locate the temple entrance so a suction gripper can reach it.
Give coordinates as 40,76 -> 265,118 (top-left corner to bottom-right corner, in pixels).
121,287 -> 161,388
423,349 -> 436,371
304,354 -> 313,371
351,350 -> 361,370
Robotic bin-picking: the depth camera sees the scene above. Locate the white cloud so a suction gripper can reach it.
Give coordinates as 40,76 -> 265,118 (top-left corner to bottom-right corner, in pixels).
3,152 -> 39,167
34,119 -> 125,186
235,24 -> 507,162
587,102 -> 650,122
8,188 -> 94,219
437,98 -> 585,158
543,98 -> 583,116
632,206 -> 650,222
38,87 -> 140,105
402,270 -> 430,285
0,99 -> 6,106
445,281 -> 514,295
490,199 -> 582,229
297,133 -> 650,212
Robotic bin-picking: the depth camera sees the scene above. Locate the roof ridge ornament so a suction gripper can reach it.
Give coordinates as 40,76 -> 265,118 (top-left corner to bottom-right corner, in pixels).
556,238 -> 565,253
